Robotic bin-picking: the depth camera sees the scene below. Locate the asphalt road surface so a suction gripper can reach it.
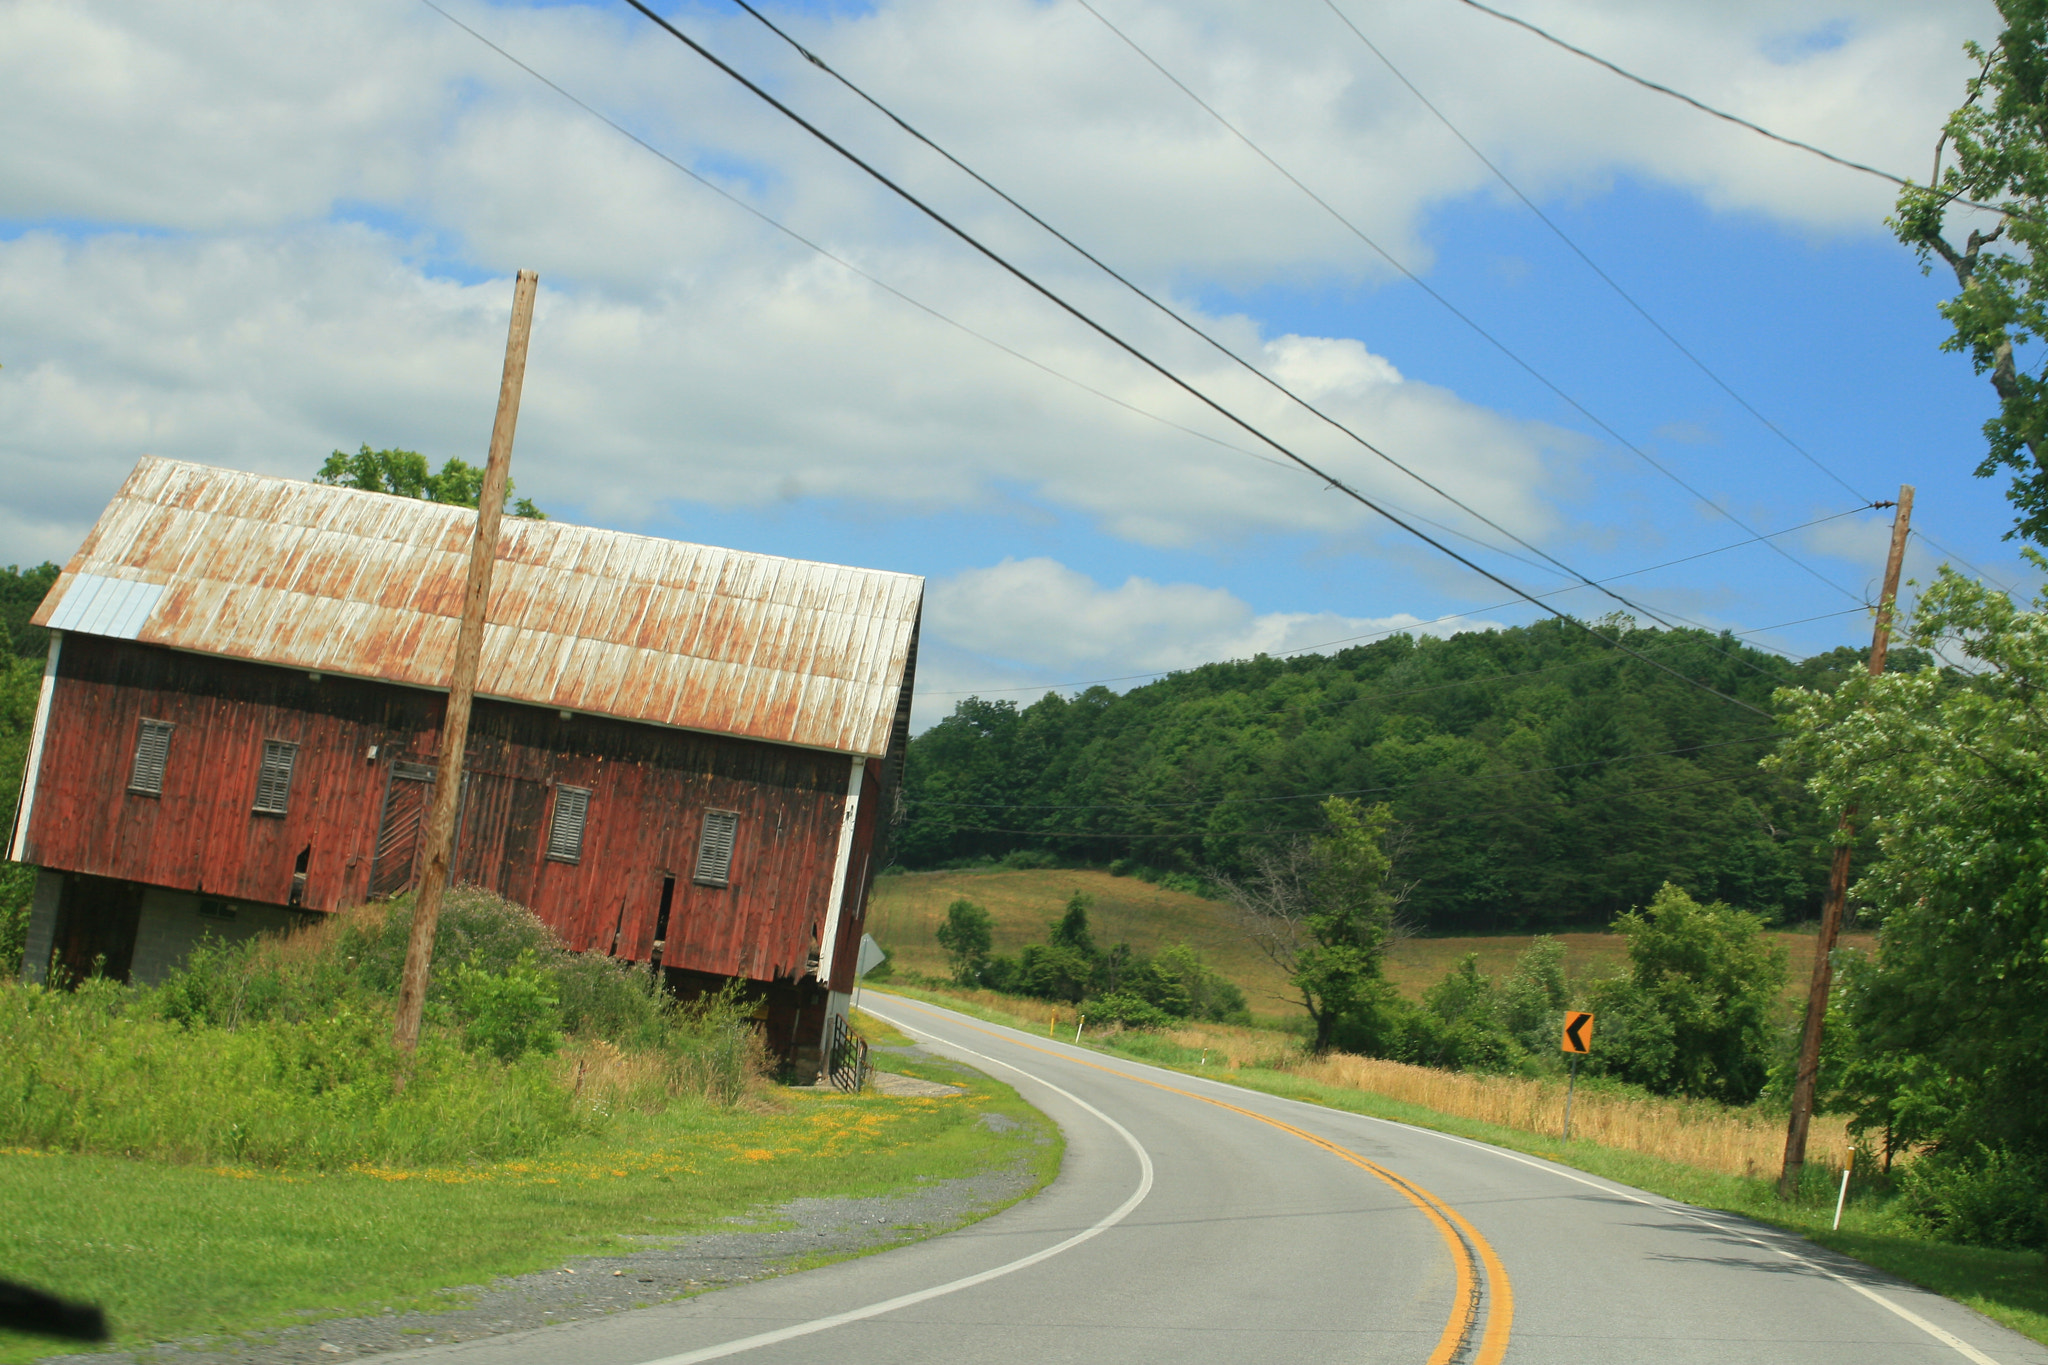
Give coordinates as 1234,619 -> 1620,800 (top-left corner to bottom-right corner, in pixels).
400,995 -> 2046,1365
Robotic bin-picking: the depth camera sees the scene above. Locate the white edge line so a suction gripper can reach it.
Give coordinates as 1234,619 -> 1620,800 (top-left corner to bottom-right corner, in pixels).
632,1007 -> 1155,1365
1413,1129 -> 2005,1365
872,994 -> 2009,1365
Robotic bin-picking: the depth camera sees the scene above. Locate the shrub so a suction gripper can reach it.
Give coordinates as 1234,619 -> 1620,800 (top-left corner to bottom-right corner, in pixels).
1086,991 -> 1174,1031
999,848 -> 1059,870
453,950 -> 563,1061
1892,1145 -> 2048,1250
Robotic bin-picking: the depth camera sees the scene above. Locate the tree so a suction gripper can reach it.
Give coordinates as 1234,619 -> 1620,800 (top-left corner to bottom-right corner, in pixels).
933,898 -> 994,986
1584,883 -> 1785,1103
316,446 -> 546,520
1774,565 -> 2048,1172
0,562 -> 60,660
1893,1 -> 2048,542
1219,797 -> 1401,1053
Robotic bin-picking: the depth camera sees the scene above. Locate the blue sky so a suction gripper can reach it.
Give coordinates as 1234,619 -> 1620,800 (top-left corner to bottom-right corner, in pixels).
0,0 -> 2023,724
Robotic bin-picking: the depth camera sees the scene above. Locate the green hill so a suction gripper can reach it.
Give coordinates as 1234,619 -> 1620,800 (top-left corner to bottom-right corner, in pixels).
895,620 -> 1923,934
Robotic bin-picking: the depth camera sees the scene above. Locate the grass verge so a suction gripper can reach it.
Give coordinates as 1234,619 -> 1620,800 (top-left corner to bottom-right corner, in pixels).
872,984 -> 2048,1348
0,1065 -> 1059,1362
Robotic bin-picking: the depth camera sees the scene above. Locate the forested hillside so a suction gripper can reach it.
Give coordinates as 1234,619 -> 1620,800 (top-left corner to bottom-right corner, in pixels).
900,619 -> 1916,933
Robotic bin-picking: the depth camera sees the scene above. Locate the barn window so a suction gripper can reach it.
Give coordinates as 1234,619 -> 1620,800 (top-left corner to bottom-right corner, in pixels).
693,809 -> 739,887
253,740 -> 299,814
128,718 -> 174,795
547,786 -> 591,863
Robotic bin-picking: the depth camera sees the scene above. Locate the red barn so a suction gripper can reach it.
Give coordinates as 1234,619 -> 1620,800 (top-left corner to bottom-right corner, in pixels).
8,457 -> 920,1070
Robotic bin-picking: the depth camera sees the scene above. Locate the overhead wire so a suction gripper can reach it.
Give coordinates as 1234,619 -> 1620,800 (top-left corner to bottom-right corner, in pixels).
1320,0 -> 1870,505
1452,0 -> 2012,217
1069,0 -> 1866,607
420,0 -> 1566,581
925,503 -> 1872,696
614,0 -> 1781,718
722,0 -> 1775,638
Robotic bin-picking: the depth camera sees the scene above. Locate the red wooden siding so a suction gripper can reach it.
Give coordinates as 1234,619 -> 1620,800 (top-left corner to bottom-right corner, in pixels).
24,636 -> 882,984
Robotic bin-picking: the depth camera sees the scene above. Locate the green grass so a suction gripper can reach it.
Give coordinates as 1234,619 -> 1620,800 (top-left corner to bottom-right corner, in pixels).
0,1067 -> 1060,1362
871,984 -> 2048,1348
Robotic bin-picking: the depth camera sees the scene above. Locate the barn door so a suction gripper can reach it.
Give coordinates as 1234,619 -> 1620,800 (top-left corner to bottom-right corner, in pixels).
50,875 -> 144,985
369,762 -> 436,898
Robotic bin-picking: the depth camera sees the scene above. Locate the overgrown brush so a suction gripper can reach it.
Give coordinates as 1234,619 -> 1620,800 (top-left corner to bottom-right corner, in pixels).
0,888 -> 767,1169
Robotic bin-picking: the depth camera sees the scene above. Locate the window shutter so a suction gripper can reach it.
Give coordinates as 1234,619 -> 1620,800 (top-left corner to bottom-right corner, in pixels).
548,786 -> 590,863
693,809 -> 739,887
129,719 -> 174,795
253,740 -> 299,814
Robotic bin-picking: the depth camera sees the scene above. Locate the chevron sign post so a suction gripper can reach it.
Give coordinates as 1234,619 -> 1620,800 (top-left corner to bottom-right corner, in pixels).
1560,1011 -> 1595,1141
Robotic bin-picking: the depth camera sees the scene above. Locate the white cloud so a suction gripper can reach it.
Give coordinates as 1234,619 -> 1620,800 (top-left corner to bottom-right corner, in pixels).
0,0 -> 2004,585
914,555 -> 1508,727
0,225 -> 1575,561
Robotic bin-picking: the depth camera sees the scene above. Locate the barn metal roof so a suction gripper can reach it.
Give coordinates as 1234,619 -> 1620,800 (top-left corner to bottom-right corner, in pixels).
35,457 -> 923,757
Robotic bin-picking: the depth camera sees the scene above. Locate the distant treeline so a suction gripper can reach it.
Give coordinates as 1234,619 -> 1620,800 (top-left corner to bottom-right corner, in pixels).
899,618 -> 1921,933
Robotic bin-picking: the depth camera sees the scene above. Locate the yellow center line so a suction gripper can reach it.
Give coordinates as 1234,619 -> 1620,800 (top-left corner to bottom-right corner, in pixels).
881,998 -> 1513,1365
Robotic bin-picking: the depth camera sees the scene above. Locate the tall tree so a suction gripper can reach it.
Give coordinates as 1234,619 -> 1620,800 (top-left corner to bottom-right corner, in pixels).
1220,797 -> 1402,1053
1775,566 -> 2048,1170
1894,0 -> 2048,541
316,446 -> 546,520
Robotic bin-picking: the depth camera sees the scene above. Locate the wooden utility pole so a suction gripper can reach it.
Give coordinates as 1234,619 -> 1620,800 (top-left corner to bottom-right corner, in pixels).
392,269 -> 539,1060
1778,484 -> 1913,1196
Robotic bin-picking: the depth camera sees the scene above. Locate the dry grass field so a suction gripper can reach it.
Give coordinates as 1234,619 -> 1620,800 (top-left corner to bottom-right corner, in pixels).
869,867 -> 1876,1016
868,868 -> 1303,1016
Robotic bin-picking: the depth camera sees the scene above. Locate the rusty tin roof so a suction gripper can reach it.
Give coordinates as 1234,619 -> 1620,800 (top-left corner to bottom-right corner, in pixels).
36,457 -> 923,757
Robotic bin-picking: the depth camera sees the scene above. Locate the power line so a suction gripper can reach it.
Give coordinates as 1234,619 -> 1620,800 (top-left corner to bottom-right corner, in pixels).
1451,0 -> 2011,217
1911,528 -> 2017,595
726,0 -> 1755,639
431,0 -> 1843,713
1070,0 -> 1866,608
420,0 -> 1572,583
616,0 -> 1777,719
1321,0 -> 1870,506
925,503 -> 1870,696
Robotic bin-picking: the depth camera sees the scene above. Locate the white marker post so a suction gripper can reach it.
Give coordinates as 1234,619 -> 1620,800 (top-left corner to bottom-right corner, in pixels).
1833,1149 -> 1855,1230
1075,1015 -> 1086,1043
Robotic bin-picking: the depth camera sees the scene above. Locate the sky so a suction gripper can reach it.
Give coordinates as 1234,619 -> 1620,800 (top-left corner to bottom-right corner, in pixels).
0,0 -> 2029,729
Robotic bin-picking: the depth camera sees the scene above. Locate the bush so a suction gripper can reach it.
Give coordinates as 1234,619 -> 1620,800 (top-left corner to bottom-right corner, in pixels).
0,977 -> 586,1168
1893,1146 -> 2048,1251
999,848 -> 1059,870
454,950 -> 563,1061
1,888 -> 772,1169
1086,991 -> 1174,1031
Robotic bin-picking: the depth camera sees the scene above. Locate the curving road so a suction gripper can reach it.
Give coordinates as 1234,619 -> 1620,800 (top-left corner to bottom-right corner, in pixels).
406,995 -> 2046,1365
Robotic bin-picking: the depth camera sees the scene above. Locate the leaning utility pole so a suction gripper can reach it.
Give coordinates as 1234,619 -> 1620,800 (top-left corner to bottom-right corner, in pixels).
1778,484 -> 1913,1197
393,269 -> 539,1061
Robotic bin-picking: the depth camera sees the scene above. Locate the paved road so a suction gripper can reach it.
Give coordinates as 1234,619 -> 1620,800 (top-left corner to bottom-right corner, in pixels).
404,995 -> 2046,1365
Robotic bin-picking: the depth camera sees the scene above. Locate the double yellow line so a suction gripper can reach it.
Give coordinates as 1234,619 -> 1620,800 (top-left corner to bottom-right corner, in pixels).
887,999 -> 1513,1365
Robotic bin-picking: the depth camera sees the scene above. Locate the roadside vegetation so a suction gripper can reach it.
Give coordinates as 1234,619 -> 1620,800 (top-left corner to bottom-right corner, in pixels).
0,890 -> 1056,1360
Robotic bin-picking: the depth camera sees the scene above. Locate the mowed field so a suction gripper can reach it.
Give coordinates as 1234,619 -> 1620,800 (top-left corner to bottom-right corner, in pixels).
867,868 -> 1876,1018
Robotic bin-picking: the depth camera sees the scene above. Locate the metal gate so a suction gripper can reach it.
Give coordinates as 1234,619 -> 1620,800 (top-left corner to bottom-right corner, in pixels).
824,1012 -> 870,1093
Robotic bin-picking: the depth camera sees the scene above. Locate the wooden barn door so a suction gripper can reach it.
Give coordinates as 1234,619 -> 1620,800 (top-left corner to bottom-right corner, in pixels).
369,762 -> 436,898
